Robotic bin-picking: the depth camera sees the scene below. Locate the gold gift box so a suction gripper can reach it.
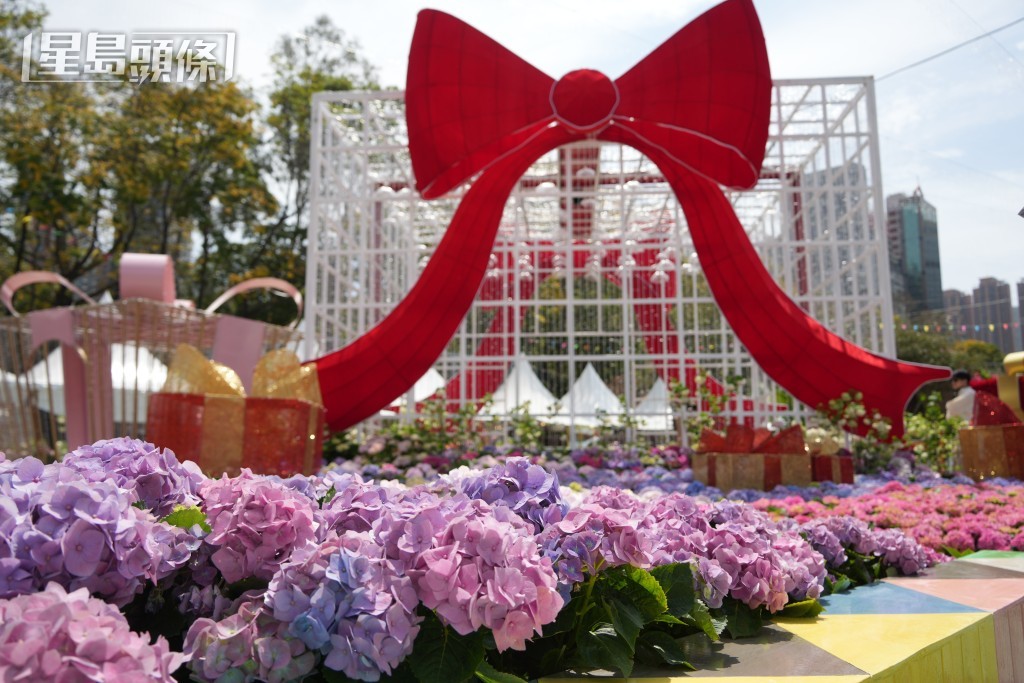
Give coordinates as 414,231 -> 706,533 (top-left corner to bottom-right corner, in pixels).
958,425 -> 1024,481
146,344 -> 325,477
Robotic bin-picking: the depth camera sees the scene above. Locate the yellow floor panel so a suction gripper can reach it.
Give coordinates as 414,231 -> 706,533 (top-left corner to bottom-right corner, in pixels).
773,613 -> 995,679
540,677 -> 868,683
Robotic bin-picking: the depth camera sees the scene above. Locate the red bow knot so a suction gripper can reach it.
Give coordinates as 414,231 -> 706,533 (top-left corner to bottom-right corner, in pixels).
550,69 -> 619,133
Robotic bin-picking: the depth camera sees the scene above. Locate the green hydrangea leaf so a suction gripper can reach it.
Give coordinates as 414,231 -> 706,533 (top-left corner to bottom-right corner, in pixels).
576,623 -> 634,677
160,505 -> 211,533
637,630 -> 692,667
408,611 -> 484,683
474,660 -> 528,683
779,598 -> 824,619
650,562 -> 695,618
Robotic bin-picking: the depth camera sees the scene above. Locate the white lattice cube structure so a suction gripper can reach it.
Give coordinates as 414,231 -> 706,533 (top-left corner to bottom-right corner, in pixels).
307,78 -> 895,441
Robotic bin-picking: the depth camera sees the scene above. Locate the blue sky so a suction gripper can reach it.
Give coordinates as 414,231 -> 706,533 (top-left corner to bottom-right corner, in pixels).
37,0 -> 1024,301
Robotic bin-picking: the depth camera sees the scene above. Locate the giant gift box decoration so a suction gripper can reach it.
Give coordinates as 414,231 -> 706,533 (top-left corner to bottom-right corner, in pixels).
310,0 -> 950,438
146,345 -> 325,477
0,254 -> 304,460
691,424 -> 813,490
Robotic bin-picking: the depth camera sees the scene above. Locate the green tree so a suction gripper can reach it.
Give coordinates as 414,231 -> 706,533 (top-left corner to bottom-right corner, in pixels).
99,78 -> 278,306
950,339 -> 1003,377
0,3 -> 279,315
214,17 -> 377,324
893,318 -> 953,413
0,67 -> 106,308
894,320 -> 953,368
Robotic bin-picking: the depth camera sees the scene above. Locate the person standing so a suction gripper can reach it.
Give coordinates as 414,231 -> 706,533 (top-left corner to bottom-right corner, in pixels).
945,369 -> 976,421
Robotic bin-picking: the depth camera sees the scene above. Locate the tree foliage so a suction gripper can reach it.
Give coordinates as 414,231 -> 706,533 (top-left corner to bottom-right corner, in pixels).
950,339 -> 1004,377
0,7 -> 373,326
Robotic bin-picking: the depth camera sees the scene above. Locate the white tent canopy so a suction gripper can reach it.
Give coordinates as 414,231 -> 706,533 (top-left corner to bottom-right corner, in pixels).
549,363 -> 622,427
28,343 -> 168,422
382,367 -> 447,414
634,377 -> 674,431
481,358 -> 557,417
410,368 -> 446,402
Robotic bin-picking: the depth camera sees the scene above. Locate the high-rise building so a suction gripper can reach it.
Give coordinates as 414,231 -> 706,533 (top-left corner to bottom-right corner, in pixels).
886,188 -> 942,318
943,289 -> 974,335
973,277 -> 1015,354
1017,279 -> 1024,350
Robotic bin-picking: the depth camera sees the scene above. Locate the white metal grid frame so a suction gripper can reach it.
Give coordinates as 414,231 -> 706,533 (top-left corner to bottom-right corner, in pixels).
307,78 -> 895,442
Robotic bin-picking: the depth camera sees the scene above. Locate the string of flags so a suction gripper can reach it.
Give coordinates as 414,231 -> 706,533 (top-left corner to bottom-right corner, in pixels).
874,322 -> 1021,332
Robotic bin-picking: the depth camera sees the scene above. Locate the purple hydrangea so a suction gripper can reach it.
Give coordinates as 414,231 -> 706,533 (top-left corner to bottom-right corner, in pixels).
870,527 -> 936,575
63,437 -> 205,517
792,519 -> 848,566
0,582 -> 184,681
540,490 -> 823,612
266,531 -> 420,681
319,472 -> 393,535
184,598 -> 316,683
0,460 -> 196,606
813,516 -> 879,556
444,457 -> 568,532
794,515 -> 937,578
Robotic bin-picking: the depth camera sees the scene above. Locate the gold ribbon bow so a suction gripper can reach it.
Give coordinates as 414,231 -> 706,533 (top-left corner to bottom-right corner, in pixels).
162,343 -> 322,406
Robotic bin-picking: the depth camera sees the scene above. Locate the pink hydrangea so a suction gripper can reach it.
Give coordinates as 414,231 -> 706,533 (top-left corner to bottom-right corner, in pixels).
0,582 -> 183,681
387,492 -> 564,652
201,470 -> 320,583
756,481 -> 1024,559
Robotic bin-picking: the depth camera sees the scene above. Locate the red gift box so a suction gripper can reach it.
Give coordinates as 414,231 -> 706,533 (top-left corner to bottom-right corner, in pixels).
693,425 -> 811,490
145,344 -> 324,477
147,393 -> 324,478
811,454 -> 854,484
692,451 -> 812,491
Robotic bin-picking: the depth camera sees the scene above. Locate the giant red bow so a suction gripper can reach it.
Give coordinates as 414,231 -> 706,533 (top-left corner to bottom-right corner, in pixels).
407,0 -> 770,198
314,0 -> 949,435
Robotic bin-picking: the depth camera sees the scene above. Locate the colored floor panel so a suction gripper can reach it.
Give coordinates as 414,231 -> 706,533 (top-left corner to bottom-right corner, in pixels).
883,577 -> 1024,612
960,552 -> 1024,575
993,600 -> 1024,683
926,560 -> 1024,580
540,677 -> 866,683
773,613 -> 993,677
819,580 -> 980,615
672,625 -> 865,677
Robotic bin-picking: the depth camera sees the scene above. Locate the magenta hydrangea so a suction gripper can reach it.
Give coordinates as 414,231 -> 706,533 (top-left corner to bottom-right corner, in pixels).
200,470 -> 320,583
0,582 -> 184,681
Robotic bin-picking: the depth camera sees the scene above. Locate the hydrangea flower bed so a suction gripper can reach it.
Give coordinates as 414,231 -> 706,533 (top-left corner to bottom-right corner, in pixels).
755,480 -> 1024,555
0,438 -> 991,682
